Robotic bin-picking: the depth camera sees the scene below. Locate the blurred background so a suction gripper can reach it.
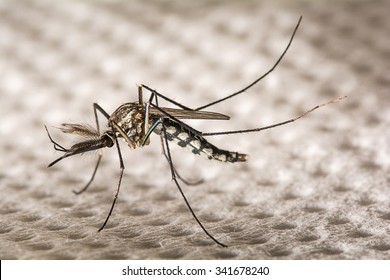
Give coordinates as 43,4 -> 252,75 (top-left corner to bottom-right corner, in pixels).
0,0 -> 389,259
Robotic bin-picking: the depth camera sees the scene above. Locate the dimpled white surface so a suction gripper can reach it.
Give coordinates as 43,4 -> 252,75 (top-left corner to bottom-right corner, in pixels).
0,0 -> 389,259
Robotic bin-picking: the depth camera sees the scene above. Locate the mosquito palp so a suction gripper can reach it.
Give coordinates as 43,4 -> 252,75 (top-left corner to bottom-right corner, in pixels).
45,16 -> 346,247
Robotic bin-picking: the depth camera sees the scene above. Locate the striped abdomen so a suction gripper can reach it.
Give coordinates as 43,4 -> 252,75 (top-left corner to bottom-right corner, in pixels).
154,119 -> 246,163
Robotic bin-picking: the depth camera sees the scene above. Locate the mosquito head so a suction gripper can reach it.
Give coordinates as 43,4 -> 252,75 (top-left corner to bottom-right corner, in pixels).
45,125 -> 115,167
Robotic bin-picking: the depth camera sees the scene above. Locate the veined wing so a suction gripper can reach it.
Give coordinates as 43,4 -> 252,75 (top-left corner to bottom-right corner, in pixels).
149,107 -> 230,120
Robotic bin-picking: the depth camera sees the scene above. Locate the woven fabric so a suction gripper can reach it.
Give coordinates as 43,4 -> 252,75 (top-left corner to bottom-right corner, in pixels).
0,0 -> 389,259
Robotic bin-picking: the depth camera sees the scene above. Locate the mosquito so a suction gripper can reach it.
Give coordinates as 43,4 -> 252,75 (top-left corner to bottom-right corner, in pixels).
45,16 -> 346,247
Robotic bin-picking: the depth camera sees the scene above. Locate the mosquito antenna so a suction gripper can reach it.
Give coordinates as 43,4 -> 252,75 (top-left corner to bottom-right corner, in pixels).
196,16 -> 303,111
202,96 -> 347,136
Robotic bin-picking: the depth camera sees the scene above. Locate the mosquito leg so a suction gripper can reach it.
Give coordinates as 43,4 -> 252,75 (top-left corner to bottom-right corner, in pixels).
174,168 -> 204,186
195,16 -> 303,111
72,103 -> 111,195
72,154 -> 102,195
159,134 -> 204,186
160,119 -> 227,247
201,96 -> 347,136
151,93 -> 203,185
98,136 -> 125,232
141,17 -> 302,113
141,85 -> 153,146
138,84 -> 143,105
140,84 -> 194,111
93,103 -> 111,120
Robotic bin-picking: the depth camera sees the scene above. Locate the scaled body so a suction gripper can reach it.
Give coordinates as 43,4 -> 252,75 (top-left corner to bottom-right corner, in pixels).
108,102 -> 246,162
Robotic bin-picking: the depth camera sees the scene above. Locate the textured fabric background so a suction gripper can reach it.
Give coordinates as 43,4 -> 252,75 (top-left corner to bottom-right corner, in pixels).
0,0 -> 389,259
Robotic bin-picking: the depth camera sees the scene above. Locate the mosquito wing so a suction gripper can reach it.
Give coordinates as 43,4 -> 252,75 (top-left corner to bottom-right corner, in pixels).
149,107 -> 230,120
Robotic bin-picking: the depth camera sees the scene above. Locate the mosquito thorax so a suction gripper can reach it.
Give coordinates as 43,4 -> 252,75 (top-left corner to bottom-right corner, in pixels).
109,102 -> 147,147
